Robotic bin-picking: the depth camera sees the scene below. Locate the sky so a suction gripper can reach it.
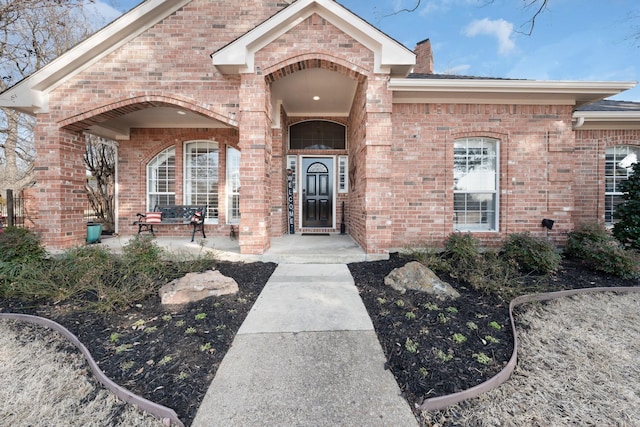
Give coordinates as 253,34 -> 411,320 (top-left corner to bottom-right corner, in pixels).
96,0 -> 640,101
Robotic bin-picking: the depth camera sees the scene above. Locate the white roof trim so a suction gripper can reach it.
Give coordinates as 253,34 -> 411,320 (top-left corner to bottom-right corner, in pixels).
211,0 -> 415,76
573,110 -> 640,130
0,0 -> 191,114
389,78 -> 637,107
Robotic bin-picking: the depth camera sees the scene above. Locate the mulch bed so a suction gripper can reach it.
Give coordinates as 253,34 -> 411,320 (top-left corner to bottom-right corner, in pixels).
1,255 -> 638,426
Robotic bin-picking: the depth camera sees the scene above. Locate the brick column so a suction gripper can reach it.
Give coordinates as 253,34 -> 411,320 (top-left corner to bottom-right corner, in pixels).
362,75 -> 393,254
238,73 -> 271,254
33,119 -> 87,250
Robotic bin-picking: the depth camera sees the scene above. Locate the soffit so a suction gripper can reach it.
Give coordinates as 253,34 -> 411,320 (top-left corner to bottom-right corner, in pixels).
389,78 -> 637,107
211,0 -> 415,76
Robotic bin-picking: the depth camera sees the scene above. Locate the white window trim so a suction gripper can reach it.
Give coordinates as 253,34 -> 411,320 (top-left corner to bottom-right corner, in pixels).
453,138 -> 500,232
227,146 -> 241,225
338,155 -> 348,193
605,145 -> 639,226
147,147 -> 176,211
183,140 -> 219,224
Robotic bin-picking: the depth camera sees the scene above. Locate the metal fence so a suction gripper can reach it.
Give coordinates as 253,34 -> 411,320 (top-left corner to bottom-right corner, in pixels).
1,189 -> 25,228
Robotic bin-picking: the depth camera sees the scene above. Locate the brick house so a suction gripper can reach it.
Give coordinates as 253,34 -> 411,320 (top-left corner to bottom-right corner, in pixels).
1,0 -> 639,255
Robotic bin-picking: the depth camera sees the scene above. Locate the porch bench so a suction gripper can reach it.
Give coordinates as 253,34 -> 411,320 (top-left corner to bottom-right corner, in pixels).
133,205 -> 206,242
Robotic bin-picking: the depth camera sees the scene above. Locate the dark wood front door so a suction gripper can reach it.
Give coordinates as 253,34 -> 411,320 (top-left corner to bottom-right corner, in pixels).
302,158 -> 333,227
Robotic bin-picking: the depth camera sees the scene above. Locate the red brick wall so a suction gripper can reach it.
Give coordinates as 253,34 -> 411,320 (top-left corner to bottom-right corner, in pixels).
389,103 -> 576,248
574,129 -> 640,227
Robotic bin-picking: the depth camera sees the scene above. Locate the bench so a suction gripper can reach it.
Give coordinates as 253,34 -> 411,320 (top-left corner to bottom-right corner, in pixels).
133,205 -> 207,242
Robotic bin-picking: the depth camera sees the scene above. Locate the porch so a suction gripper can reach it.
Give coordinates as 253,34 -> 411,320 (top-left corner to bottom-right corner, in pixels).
98,233 -> 386,264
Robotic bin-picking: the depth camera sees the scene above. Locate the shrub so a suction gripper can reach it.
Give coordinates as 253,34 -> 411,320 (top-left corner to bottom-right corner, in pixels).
0,227 -> 47,264
0,227 -> 50,299
612,161 -> 640,250
122,235 -> 165,276
442,232 -> 483,277
501,232 -> 560,274
566,224 -> 638,279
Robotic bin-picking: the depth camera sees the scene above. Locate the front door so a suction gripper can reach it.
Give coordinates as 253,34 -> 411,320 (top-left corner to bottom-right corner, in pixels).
302,157 -> 333,228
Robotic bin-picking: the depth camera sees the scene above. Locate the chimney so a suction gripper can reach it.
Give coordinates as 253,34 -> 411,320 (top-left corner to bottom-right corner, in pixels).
413,38 -> 434,74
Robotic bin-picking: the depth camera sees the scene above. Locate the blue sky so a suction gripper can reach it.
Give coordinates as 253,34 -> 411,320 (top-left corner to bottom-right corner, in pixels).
99,0 -> 640,101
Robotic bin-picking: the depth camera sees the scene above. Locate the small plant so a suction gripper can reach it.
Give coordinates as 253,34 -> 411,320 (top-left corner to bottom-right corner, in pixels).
200,342 -> 213,352
419,326 -> 429,335
158,355 -> 173,366
423,302 -> 439,311
405,311 -> 416,320
437,312 -> 450,324
452,333 -> 467,344
484,335 -> 500,344
501,232 -> 561,274
175,320 -> 186,327
120,361 -> 135,371
376,297 -> 387,305
433,348 -> 453,362
488,321 -> 502,330
466,321 -> 478,331
473,352 -> 492,365
131,319 -> 146,330
162,314 -> 173,322
195,312 -> 207,320
185,327 -> 197,334
109,332 -> 121,343
144,326 -> 158,334
418,367 -> 429,378
445,306 -> 458,314
115,344 -> 133,354
404,338 -> 419,353
395,299 -> 405,307
237,297 -> 248,304
567,224 -> 639,279
177,371 -> 189,380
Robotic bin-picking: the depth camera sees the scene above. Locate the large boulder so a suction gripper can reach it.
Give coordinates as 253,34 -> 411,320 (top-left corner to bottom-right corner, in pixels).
159,269 -> 239,305
384,261 -> 460,299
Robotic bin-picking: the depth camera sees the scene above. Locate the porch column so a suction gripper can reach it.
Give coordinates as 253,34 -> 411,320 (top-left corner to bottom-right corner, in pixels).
363,75 -> 394,254
238,73 -> 271,254
33,118 -> 88,249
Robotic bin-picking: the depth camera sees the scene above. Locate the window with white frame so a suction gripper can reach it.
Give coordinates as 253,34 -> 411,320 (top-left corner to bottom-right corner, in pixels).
147,147 -> 175,209
227,146 -> 241,224
605,145 -> 639,226
338,155 -> 348,193
184,141 -> 219,222
453,138 -> 498,231
287,155 -> 297,192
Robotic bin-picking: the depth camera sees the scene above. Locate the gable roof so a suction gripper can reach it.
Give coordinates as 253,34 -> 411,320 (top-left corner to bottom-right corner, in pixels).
573,99 -> 640,130
211,0 -> 415,76
0,0 -> 191,114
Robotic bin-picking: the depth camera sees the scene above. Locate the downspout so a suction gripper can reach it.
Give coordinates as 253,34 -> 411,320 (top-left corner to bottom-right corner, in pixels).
573,116 -> 585,129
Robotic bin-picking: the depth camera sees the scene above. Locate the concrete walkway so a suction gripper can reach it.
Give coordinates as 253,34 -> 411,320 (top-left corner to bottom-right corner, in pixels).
192,264 -> 418,426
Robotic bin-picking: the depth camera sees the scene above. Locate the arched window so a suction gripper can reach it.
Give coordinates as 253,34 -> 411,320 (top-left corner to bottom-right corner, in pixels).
289,121 -> 346,150
147,147 -> 175,209
605,145 -> 639,225
453,137 -> 499,231
184,140 -> 219,222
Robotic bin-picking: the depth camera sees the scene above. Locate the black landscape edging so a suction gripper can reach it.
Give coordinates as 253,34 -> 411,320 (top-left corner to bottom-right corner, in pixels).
417,286 -> 640,411
0,312 -> 184,427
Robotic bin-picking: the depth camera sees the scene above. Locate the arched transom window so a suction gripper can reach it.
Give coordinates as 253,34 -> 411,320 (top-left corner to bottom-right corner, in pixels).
289,121 -> 346,150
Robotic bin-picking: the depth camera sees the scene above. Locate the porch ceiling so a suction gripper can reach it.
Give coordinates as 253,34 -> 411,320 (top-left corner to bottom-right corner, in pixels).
67,105 -> 229,140
271,68 -> 358,117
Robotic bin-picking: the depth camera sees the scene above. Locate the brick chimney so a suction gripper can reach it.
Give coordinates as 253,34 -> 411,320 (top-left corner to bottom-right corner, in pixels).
413,38 -> 434,74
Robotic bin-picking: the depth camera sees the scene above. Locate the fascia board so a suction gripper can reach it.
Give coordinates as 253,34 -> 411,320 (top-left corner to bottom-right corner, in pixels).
212,0 -> 415,74
389,78 -> 637,105
573,111 -> 640,122
0,0 -> 191,113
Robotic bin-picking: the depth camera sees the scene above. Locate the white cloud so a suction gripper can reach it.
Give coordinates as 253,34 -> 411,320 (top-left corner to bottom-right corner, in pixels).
464,18 -> 516,55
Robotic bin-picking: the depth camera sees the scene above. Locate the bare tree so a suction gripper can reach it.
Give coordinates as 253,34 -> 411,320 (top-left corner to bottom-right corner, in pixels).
0,0 -> 104,194
84,135 -> 116,232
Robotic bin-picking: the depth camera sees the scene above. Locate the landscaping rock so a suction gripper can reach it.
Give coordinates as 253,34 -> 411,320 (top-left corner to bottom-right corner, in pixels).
384,261 -> 460,299
159,270 -> 239,305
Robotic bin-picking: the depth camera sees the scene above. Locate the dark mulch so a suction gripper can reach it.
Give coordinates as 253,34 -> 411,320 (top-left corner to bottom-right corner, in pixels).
348,254 -> 639,419
1,255 -> 638,426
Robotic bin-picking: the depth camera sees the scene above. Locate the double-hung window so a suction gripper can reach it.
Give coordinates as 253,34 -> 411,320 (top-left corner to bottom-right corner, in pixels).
605,145 -> 639,226
184,141 -> 219,222
147,147 -> 175,209
453,138 -> 498,231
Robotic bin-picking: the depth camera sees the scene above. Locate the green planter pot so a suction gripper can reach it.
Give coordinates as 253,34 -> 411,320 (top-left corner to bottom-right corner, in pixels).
86,223 -> 103,243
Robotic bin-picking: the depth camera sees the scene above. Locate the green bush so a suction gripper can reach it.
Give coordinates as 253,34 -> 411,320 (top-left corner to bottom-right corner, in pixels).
122,235 -> 165,276
0,227 -> 47,264
612,161 -> 640,250
566,224 -> 639,279
0,227 -> 50,298
502,232 -> 560,275
442,232 -> 483,278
